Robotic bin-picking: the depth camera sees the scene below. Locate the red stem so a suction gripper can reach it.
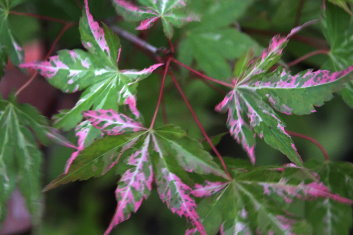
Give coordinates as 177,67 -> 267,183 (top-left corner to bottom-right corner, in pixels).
171,58 -> 234,89
170,72 -> 232,179
149,58 -> 171,129
10,11 -> 73,25
161,94 -> 168,124
287,130 -> 329,161
16,23 -> 74,96
287,49 -> 329,67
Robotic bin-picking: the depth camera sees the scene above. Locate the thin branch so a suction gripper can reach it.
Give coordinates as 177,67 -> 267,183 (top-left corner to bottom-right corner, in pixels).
287,130 -> 329,161
110,25 -> 169,56
16,23 -> 74,96
149,58 -> 171,129
287,49 -> 329,67
170,72 -> 232,179
10,11 -> 73,25
243,27 -> 328,50
171,58 -> 234,88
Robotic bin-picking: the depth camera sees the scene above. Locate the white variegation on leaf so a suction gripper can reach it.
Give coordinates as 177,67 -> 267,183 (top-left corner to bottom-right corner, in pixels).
20,0 -> 163,130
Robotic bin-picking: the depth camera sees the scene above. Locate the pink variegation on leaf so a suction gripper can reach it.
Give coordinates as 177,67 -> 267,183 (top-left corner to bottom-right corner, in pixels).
84,109 -> 145,135
258,180 -> 353,205
136,17 -> 160,30
83,0 -> 110,55
157,168 -> 206,235
192,181 -> 228,198
64,122 -> 91,174
104,136 -> 153,235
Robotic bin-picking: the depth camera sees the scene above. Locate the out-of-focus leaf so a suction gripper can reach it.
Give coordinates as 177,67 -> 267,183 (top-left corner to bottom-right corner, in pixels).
0,96 -> 48,222
323,3 -> 353,107
178,0 -> 258,79
0,0 -> 24,66
305,160 -> 353,235
328,0 -> 353,15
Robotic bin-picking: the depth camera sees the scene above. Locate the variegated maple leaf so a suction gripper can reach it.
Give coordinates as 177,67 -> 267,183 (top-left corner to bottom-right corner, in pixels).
187,164 -> 353,235
112,0 -> 196,38
45,109 -> 227,235
216,22 -> 353,165
21,0 -> 163,130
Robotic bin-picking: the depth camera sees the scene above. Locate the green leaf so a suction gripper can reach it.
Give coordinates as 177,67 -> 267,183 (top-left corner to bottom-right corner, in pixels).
305,161 -> 353,235
328,0 -> 353,15
43,132 -> 145,191
155,125 -> 227,178
0,96 -> 48,222
323,3 -> 353,107
178,0 -> 258,79
0,0 -> 24,66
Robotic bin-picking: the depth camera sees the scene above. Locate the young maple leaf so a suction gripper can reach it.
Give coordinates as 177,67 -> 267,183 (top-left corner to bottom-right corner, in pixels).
112,0 -> 196,38
187,166 -> 353,235
44,109 -> 228,235
216,22 -> 353,165
0,96 -> 49,222
21,0 -> 163,131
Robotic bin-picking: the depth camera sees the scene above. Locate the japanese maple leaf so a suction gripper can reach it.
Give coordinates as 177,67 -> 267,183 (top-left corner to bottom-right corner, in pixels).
0,0 -> 24,69
112,0 -> 196,38
21,0 -> 163,130
216,22 -> 353,165
187,165 -> 353,235
44,109 -> 227,235
0,95 -> 49,221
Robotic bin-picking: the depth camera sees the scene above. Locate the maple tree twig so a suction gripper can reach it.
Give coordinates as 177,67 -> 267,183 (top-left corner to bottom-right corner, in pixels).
243,27 -> 328,50
170,72 -> 232,179
149,58 -> 171,129
16,23 -> 74,97
10,11 -> 73,25
287,130 -> 330,161
110,25 -> 169,56
287,49 -> 329,67
171,58 -> 234,88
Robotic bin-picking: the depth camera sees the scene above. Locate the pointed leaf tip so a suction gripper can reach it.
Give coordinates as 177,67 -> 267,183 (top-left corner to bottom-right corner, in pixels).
104,136 -> 153,234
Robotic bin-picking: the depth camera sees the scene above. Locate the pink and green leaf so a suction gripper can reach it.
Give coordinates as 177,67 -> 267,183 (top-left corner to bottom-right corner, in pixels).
44,132 -> 144,191
112,0 -> 194,38
105,135 -> 153,235
152,136 -> 206,235
217,22 -> 353,165
84,109 -> 145,135
81,0 -> 120,65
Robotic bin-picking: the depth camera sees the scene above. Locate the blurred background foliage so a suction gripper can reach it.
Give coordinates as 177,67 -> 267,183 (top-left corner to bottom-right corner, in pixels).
1,0 -> 353,234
